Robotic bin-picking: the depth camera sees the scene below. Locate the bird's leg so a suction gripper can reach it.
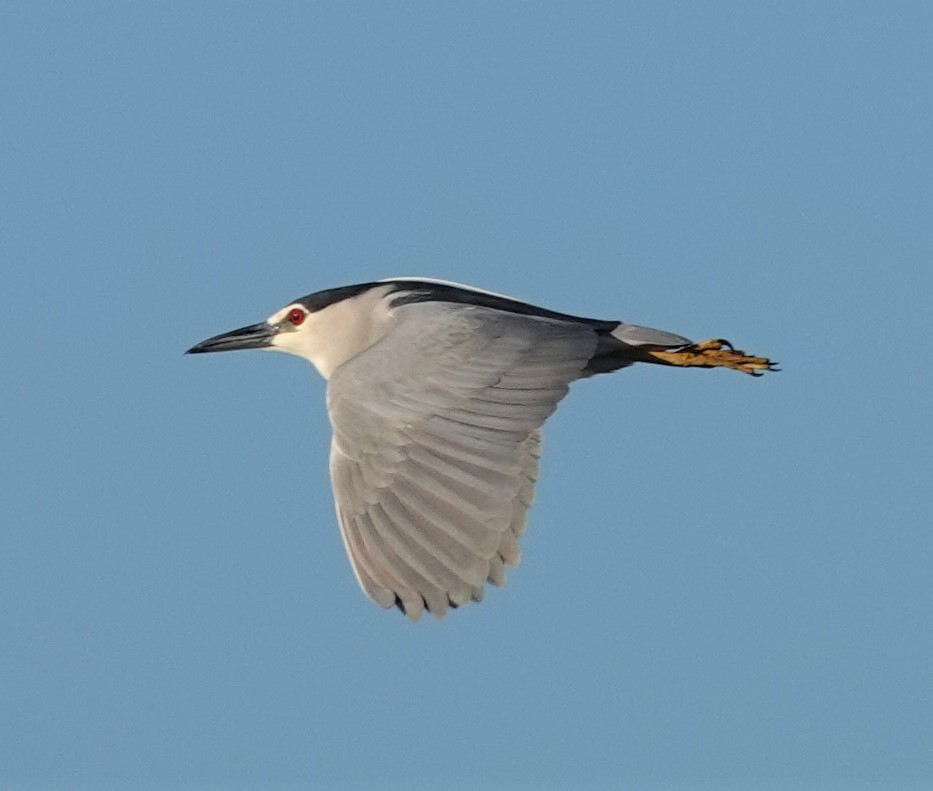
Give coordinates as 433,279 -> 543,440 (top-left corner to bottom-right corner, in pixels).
643,339 -> 777,376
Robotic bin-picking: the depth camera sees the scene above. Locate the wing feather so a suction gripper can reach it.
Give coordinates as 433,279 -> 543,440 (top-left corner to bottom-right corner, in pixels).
379,489 -> 488,589
354,511 -> 435,619
389,475 -> 502,557
372,506 -> 476,609
406,447 -> 515,505
326,303 -> 597,618
367,504 -> 454,617
407,428 -> 520,476
334,504 -> 396,609
487,554 -> 506,587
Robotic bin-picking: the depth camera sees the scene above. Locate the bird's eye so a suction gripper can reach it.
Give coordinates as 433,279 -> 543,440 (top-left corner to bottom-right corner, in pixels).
287,308 -> 306,326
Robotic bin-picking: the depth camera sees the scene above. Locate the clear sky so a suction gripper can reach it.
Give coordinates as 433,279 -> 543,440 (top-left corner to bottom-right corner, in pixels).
2,3 -> 931,789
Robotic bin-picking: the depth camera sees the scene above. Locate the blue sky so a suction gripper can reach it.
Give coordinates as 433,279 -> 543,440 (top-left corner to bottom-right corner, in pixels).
2,3 -> 931,789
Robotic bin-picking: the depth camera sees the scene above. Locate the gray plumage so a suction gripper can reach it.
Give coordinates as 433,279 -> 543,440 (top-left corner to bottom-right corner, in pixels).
327,302 -> 595,619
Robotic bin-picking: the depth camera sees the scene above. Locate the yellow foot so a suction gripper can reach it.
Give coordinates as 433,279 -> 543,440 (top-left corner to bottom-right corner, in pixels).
645,338 -> 777,377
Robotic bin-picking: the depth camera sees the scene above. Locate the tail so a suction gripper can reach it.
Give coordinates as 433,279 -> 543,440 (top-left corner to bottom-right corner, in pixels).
585,322 -> 778,377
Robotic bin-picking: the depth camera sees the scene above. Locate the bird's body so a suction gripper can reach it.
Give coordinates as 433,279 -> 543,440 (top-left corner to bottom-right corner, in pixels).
188,278 -> 775,620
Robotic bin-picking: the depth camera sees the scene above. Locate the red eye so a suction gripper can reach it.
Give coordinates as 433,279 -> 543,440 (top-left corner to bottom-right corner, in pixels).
287,308 -> 306,326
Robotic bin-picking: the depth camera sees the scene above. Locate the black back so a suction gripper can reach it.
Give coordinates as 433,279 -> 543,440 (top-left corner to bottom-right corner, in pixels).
298,278 -> 618,332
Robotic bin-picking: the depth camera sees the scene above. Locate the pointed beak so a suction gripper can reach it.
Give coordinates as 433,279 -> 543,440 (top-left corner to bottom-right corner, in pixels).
186,322 -> 278,354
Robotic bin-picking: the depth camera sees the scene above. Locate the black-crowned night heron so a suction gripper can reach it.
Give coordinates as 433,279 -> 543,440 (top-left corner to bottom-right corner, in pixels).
188,278 -> 775,620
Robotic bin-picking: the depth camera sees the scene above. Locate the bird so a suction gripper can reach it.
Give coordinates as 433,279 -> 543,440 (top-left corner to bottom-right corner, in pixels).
187,277 -> 775,620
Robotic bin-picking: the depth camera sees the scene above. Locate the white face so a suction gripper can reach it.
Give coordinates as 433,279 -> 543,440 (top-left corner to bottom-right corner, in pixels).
263,285 -> 396,379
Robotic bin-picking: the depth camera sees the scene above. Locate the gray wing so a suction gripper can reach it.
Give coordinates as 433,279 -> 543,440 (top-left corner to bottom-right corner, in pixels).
326,302 -> 599,620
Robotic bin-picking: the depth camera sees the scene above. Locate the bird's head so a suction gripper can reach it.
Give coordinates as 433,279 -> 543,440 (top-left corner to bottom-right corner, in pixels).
186,283 -> 396,378
186,302 -> 312,355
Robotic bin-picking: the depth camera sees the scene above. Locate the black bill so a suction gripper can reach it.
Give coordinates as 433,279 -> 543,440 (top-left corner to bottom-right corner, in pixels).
186,322 -> 277,354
